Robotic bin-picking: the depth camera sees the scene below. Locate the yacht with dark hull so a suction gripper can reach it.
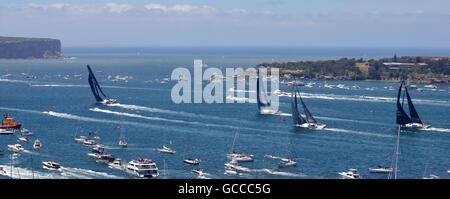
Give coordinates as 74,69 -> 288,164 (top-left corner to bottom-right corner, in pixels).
87,65 -> 117,105
291,86 -> 326,129
396,81 -> 431,130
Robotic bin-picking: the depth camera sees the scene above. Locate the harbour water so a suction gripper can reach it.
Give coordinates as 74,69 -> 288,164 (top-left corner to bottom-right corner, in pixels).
0,47 -> 449,179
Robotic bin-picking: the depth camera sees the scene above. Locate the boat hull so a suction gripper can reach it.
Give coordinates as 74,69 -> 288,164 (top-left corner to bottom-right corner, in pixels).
0,124 -> 21,129
401,123 -> 431,130
295,123 -> 326,130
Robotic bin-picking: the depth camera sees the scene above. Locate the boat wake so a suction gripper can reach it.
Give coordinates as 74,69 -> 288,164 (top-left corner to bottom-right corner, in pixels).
278,113 -> 386,126
0,165 -> 63,179
60,167 -> 122,179
422,127 -> 450,133
324,128 -> 393,138
285,92 -> 450,107
107,103 -> 245,124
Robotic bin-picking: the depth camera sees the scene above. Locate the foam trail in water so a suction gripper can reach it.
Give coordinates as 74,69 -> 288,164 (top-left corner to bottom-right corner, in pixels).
278,113 -> 385,126
60,167 -> 122,179
324,128 -> 393,138
107,103 -> 245,124
422,127 -> 450,133
283,92 -> 450,107
0,165 -> 65,179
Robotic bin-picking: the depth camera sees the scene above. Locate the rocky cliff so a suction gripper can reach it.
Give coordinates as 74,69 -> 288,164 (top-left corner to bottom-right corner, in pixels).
0,36 -> 62,59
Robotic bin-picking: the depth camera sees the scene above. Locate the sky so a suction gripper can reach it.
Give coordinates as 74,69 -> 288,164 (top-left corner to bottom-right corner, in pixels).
1,0 -> 449,47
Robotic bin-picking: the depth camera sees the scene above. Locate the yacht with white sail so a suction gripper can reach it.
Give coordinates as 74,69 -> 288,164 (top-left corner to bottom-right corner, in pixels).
227,130 -> 254,162
396,81 -> 431,129
126,158 -> 159,178
118,125 -> 127,148
291,85 -> 326,129
256,68 -> 279,115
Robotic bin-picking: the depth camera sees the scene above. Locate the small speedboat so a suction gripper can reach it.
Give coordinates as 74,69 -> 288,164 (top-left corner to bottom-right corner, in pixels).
74,136 -> 87,143
192,169 -> 204,176
157,146 -> 176,154
224,160 -> 245,171
118,140 -> 128,148
33,139 -> 42,150
183,158 -> 201,165
94,153 -> 114,163
18,136 -> 29,142
83,139 -> 96,146
7,144 -> 24,153
227,152 -> 254,162
224,169 -> 239,176
42,161 -> 61,170
278,158 -> 297,168
20,128 -> 34,136
369,166 -> 393,173
423,174 -> 440,179
0,128 -> 15,134
338,169 -> 363,179
108,158 -> 124,170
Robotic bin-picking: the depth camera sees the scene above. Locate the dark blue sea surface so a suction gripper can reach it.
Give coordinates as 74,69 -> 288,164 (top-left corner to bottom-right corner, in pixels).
0,47 -> 449,179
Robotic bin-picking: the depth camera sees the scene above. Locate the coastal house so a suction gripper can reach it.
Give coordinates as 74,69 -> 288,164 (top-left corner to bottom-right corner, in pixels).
383,62 -> 428,70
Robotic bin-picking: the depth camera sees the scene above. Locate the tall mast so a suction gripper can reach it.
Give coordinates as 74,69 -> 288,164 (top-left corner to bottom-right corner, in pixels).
394,125 -> 400,179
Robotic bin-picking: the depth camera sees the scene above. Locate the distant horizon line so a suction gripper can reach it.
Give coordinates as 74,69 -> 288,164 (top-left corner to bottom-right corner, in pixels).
61,45 -> 450,49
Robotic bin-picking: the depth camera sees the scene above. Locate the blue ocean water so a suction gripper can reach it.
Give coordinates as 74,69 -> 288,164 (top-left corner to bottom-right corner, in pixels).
0,47 -> 449,179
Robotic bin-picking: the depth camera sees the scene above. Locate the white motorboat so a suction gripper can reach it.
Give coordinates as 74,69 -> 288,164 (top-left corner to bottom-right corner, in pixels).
191,169 -> 204,176
0,128 -> 15,135
93,153 -> 114,163
224,160 -> 246,171
42,161 -> 61,170
227,152 -> 254,162
118,140 -> 128,148
423,174 -> 440,179
338,169 -> 363,179
157,146 -> 176,154
224,169 -> 239,176
0,167 -> 6,175
447,170 -> 450,175
20,128 -> 34,136
33,139 -> 42,150
369,166 -> 393,173
18,136 -> 29,142
183,158 -> 201,165
108,158 -> 124,170
74,136 -> 87,143
126,158 -> 159,178
278,158 -> 297,168
424,84 -> 437,89
7,144 -> 24,152
83,139 -> 96,146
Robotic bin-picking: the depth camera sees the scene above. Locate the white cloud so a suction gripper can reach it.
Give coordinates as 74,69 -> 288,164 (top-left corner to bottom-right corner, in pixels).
226,8 -> 249,16
144,4 -> 216,14
105,3 -> 135,14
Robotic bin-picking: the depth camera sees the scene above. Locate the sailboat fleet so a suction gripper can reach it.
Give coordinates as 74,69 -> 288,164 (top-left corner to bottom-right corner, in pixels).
1,63 -> 446,179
